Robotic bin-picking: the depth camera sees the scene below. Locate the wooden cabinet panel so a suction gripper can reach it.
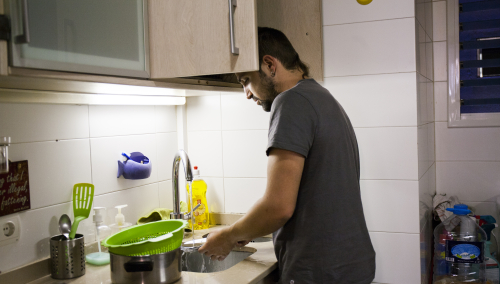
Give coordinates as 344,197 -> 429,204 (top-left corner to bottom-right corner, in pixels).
149,0 -> 259,79
257,0 -> 323,81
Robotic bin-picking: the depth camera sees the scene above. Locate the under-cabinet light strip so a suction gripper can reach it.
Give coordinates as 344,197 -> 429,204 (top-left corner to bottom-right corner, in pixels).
0,88 -> 186,105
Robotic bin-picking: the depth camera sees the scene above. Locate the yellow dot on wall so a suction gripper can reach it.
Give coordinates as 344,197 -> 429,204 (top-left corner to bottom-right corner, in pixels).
357,0 -> 373,5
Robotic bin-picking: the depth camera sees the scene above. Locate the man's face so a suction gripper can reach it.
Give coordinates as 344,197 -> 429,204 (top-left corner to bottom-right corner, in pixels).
236,69 -> 279,112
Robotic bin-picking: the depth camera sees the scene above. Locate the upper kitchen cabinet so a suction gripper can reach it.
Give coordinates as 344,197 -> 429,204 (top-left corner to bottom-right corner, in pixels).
5,0 -> 150,78
148,0 -> 323,81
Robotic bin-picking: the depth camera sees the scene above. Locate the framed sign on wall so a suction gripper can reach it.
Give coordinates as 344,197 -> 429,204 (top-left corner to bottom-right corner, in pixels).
0,160 -> 30,217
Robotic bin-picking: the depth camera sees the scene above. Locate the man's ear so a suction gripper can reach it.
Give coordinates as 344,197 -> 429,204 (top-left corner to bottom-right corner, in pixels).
262,55 -> 277,73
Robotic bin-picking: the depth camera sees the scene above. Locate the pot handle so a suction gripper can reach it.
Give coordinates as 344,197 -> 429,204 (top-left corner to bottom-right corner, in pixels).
124,261 -> 154,272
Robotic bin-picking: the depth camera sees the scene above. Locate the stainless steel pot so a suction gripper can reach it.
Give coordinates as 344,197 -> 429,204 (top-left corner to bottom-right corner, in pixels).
110,248 -> 181,284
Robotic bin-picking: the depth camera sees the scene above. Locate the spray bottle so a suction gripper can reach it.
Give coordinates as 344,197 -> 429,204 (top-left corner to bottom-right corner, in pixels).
110,204 -> 133,234
85,207 -> 111,265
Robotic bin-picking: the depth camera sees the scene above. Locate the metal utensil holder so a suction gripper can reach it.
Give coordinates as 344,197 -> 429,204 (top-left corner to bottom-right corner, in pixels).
50,234 -> 86,279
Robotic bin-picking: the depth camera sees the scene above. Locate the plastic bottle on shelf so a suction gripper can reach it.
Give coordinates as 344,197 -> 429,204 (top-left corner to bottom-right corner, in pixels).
481,223 -> 499,284
86,207 -> 111,265
186,166 -> 210,230
109,204 -> 133,234
433,204 -> 487,284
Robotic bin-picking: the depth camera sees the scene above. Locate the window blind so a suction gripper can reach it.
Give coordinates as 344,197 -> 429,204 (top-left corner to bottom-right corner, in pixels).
459,0 -> 500,113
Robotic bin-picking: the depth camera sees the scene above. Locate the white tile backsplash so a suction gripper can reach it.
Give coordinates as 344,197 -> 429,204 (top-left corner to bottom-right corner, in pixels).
9,140 -> 92,209
434,81 -> 448,122
418,123 -> 435,179
356,127 -> 419,180
186,95 -> 222,131
89,106 -> 156,138
436,161 -> 500,201
224,178 -> 266,214
426,34 -> 434,80
0,203 -> 72,273
94,183 -> 160,227
222,130 -> 268,178
0,104 -> 89,143
426,80 -> 435,122
187,131 -> 224,177
221,93 -> 270,131
0,99 -> 178,273
360,180 -> 420,233
322,0 -> 414,26
419,163 -> 435,231
159,180 -> 173,210
205,177 -> 225,213
417,74 -> 428,126
426,1 -> 434,39
416,0 -> 426,32
370,232 -> 421,284
155,106 -> 177,133
418,22 -> 427,79
324,18 -> 416,77
90,134 -> 158,195
436,122 -> 500,161
434,41 -> 448,82
433,1 -> 447,42
156,132 -> 178,181
323,73 -> 418,128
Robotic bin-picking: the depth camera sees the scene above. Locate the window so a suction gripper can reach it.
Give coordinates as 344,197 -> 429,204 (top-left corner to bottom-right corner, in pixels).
447,0 -> 500,127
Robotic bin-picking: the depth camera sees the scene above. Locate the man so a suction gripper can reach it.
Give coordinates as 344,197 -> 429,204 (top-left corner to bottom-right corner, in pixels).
199,27 -> 375,284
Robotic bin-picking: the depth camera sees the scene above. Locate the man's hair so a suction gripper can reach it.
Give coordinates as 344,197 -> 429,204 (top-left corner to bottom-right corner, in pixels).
258,27 -> 309,78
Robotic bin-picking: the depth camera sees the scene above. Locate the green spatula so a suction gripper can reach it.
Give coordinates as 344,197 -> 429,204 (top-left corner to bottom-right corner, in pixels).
69,183 -> 94,239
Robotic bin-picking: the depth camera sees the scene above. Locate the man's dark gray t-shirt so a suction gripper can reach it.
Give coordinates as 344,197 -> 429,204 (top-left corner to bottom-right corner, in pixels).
267,79 -> 375,284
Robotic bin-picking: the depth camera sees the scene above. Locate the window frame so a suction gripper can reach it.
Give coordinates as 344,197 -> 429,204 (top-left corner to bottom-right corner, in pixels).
447,0 -> 500,127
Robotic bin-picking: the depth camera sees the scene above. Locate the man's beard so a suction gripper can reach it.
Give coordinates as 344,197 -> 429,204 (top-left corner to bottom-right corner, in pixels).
258,71 -> 280,112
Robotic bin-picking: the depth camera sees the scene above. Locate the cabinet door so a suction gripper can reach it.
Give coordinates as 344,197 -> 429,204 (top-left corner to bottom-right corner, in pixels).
7,0 -> 149,78
149,0 -> 258,79
257,0 -> 323,81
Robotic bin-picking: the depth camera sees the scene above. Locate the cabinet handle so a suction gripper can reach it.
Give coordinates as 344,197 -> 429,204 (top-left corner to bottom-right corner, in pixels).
228,0 -> 239,55
15,0 -> 30,44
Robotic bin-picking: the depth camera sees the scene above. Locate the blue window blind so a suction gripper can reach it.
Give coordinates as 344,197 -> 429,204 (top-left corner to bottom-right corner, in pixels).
459,0 -> 500,113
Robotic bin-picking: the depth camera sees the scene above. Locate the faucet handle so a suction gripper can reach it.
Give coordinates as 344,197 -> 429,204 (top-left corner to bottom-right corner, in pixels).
170,203 -> 201,220
184,203 -> 201,220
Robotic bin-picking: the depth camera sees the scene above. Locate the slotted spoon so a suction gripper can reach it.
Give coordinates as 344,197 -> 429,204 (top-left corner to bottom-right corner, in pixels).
69,183 -> 94,239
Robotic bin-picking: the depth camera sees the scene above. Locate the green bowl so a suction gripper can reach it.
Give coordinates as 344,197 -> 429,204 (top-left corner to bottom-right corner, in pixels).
102,220 -> 187,256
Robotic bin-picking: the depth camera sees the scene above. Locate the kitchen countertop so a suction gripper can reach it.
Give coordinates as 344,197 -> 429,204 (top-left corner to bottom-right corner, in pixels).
27,226 -> 278,284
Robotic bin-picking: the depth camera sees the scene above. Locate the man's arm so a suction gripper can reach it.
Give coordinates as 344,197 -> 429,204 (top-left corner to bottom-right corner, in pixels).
198,148 -> 305,260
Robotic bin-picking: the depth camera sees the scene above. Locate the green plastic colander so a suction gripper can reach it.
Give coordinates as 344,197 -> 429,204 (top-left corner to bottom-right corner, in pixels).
102,220 -> 187,256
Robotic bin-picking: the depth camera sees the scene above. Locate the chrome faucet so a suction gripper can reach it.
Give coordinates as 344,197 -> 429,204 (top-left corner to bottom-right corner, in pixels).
170,149 -> 194,220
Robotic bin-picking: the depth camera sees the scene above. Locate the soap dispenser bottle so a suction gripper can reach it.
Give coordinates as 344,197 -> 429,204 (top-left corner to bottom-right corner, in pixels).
110,204 -> 132,234
186,166 -> 210,230
86,207 -> 111,265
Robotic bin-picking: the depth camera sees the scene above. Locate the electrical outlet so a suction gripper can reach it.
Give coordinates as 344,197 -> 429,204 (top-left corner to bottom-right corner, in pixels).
0,215 -> 21,247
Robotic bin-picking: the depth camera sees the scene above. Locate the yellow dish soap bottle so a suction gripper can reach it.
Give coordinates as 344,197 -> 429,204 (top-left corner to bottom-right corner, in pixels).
187,166 -> 210,230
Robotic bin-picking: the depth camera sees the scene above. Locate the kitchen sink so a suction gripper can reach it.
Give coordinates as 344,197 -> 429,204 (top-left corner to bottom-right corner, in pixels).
250,237 -> 272,243
180,235 -> 271,273
181,250 -> 254,273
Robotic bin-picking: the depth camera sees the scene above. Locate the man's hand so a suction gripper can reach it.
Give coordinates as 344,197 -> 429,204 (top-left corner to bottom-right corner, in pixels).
198,227 -> 237,261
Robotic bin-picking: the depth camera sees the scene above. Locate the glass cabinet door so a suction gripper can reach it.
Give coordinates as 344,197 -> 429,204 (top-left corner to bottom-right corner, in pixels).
6,0 -> 149,78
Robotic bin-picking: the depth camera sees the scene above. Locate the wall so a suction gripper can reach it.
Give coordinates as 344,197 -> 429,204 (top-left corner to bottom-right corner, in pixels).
433,0 -> 500,221
179,1 -> 428,283
0,103 -> 178,273
416,0 -> 436,283
323,0 -> 428,283
182,91 -> 271,215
